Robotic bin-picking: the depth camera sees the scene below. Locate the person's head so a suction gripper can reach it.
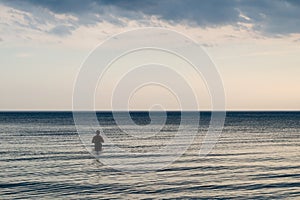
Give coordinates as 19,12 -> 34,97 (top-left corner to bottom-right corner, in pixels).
96,130 -> 100,135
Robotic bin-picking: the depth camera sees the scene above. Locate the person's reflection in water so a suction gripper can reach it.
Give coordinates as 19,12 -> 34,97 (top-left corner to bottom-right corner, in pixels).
92,130 -> 104,155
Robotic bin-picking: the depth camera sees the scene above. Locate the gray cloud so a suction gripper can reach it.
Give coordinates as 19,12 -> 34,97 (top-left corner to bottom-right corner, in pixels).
239,0 -> 300,35
48,25 -> 76,36
2,0 -> 300,36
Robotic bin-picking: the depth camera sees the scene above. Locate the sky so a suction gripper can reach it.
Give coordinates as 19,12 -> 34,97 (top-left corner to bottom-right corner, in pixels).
0,0 -> 300,111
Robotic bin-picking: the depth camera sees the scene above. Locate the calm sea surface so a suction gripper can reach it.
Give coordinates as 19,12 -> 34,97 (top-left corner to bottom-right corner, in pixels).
0,112 -> 299,199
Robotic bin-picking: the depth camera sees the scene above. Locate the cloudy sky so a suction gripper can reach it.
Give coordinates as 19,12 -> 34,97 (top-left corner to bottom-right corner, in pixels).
0,0 -> 300,110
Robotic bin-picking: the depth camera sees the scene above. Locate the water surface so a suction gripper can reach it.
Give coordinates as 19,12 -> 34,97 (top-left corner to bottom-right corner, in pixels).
0,112 -> 299,199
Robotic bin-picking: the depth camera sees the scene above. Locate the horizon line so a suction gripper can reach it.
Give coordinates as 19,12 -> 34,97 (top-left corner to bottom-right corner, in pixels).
0,109 -> 299,112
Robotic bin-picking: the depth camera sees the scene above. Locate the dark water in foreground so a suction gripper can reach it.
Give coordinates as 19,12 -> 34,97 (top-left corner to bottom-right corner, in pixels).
0,112 -> 299,199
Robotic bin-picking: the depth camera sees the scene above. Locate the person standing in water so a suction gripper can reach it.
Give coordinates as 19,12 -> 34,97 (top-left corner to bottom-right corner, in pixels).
92,130 -> 104,152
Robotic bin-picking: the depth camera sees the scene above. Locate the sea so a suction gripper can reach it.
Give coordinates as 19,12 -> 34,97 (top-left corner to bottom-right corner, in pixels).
0,111 -> 299,199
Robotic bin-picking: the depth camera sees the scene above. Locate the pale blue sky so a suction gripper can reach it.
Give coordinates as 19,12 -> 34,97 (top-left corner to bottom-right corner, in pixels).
0,0 -> 300,110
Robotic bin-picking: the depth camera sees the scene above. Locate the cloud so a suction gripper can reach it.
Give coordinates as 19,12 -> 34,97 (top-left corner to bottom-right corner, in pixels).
1,0 -> 300,36
201,43 -> 215,48
294,38 -> 300,42
48,25 -> 76,36
238,0 -> 300,35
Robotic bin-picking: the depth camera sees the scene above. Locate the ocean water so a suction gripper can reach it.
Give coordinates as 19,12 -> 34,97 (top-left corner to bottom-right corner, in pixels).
0,112 -> 299,199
